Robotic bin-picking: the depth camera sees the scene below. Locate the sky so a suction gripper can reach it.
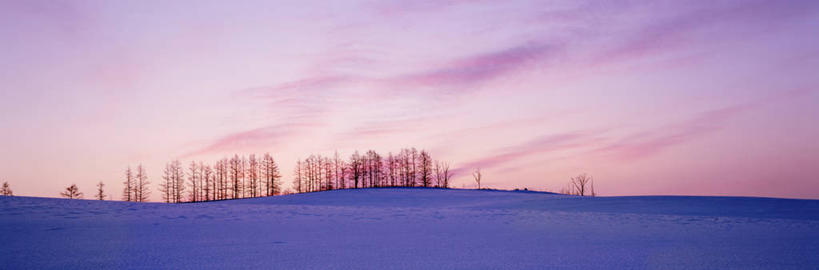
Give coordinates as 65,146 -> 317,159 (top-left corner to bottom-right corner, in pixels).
1,0 -> 818,200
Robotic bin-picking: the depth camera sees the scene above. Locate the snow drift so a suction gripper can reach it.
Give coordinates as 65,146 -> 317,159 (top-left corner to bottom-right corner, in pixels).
1,188 -> 818,269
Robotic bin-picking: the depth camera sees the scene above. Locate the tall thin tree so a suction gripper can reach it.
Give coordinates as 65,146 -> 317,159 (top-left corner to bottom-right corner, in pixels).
135,164 -> 150,202
95,181 -> 106,200
122,167 -> 133,201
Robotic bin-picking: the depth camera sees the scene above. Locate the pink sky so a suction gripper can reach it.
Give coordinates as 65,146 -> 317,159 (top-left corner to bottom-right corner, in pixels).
1,0 -> 818,200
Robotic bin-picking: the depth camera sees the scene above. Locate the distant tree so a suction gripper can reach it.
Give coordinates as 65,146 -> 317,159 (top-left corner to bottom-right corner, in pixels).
567,173 -> 594,196
333,151 -> 344,189
61,184 -> 83,199
122,167 -> 133,201
198,161 -> 206,201
173,160 -> 186,203
240,156 -> 248,198
95,181 -> 106,200
409,148 -> 418,187
386,153 -> 397,187
135,164 -> 150,202
419,150 -> 432,187
160,163 -> 173,203
434,161 -> 452,188
203,164 -> 213,201
293,160 -> 303,193
1,181 -> 13,196
261,153 -> 280,196
350,151 -> 362,188
324,156 -> 333,191
188,161 -> 199,202
247,154 -> 259,197
215,159 -> 228,200
472,168 -> 482,189
230,155 -> 241,199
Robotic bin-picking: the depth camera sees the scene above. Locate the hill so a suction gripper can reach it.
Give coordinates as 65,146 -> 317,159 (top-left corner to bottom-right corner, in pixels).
1,188 -> 818,269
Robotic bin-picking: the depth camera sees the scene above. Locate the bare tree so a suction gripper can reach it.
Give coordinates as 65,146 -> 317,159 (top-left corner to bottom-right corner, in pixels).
230,155 -> 241,199
566,173 -> 594,196
350,151 -> 362,188
122,167 -> 133,201
61,184 -> 83,199
95,181 -> 106,200
419,150 -> 432,187
472,168 -> 482,189
203,164 -> 213,201
1,181 -> 13,196
188,161 -> 199,202
215,158 -> 227,200
334,151 -> 344,189
160,162 -> 173,203
247,154 -> 259,197
293,160 -> 303,193
173,160 -> 186,203
262,153 -> 281,196
135,164 -> 150,202
434,161 -> 452,188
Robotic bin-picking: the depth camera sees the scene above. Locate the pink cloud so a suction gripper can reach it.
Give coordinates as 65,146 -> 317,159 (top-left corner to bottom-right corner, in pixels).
392,43 -> 557,89
589,105 -> 750,161
591,0 -> 819,67
451,131 -> 597,177
184,122 -> 320,158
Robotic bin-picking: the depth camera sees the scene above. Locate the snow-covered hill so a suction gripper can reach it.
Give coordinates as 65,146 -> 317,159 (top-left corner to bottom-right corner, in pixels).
1,188 -> 818,269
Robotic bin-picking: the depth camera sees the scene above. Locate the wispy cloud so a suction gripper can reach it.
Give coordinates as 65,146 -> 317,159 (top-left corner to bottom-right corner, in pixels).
451,131 -> 598,177
184,122 -> 320,158
390,42 -> 558,90
589,105 -> 748,161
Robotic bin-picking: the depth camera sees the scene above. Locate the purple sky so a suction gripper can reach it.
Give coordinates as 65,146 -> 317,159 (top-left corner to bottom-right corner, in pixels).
1,0 -> 818,200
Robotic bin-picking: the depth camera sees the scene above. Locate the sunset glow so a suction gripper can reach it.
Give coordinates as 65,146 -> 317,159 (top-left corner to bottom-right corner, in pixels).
1,0 -> 818,200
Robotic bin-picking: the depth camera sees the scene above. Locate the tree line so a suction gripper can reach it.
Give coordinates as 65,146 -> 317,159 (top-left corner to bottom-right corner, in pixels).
156,153 -> 282,203
292,148 -> 452,193
0,153 -> 599,201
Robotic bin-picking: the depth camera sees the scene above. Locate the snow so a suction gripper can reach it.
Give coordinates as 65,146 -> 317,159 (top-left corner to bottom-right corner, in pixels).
1,188 -> 818,269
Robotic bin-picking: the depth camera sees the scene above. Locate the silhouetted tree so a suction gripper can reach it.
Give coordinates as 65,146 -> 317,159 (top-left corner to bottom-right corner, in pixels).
350,151 -> 362,188
61,184 -> 83,199
188,161 -> 199,202
419,150 -> 432,187
215,158 -> 228,200
122,167 -> 133,201
333,151 -> 344,189
203,164 -> 213,201
1,181 -> 13,196
229,155 -> 241,199
95,181 -> 106,200
172,160 -> 186,203
293,160 -> 303,193
434,161 -> 452,188
566,173 -> 594,196
262,153 -> 281,196
473,168 -> 482,189
135,164 -> 150,202
247,154 -> 259,197
160,163 -> 173,203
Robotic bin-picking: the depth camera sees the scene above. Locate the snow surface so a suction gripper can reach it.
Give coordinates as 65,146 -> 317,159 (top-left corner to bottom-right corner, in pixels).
1,188 -> 818,269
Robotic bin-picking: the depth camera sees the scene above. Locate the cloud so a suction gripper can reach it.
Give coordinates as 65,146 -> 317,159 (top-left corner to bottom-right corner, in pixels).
391,42 -> 557,89
591,0 -> 819,66
184,122 -> 319,158
451,131 -> 596,176
588,88 -> 815,161
588,105 -> 749,161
